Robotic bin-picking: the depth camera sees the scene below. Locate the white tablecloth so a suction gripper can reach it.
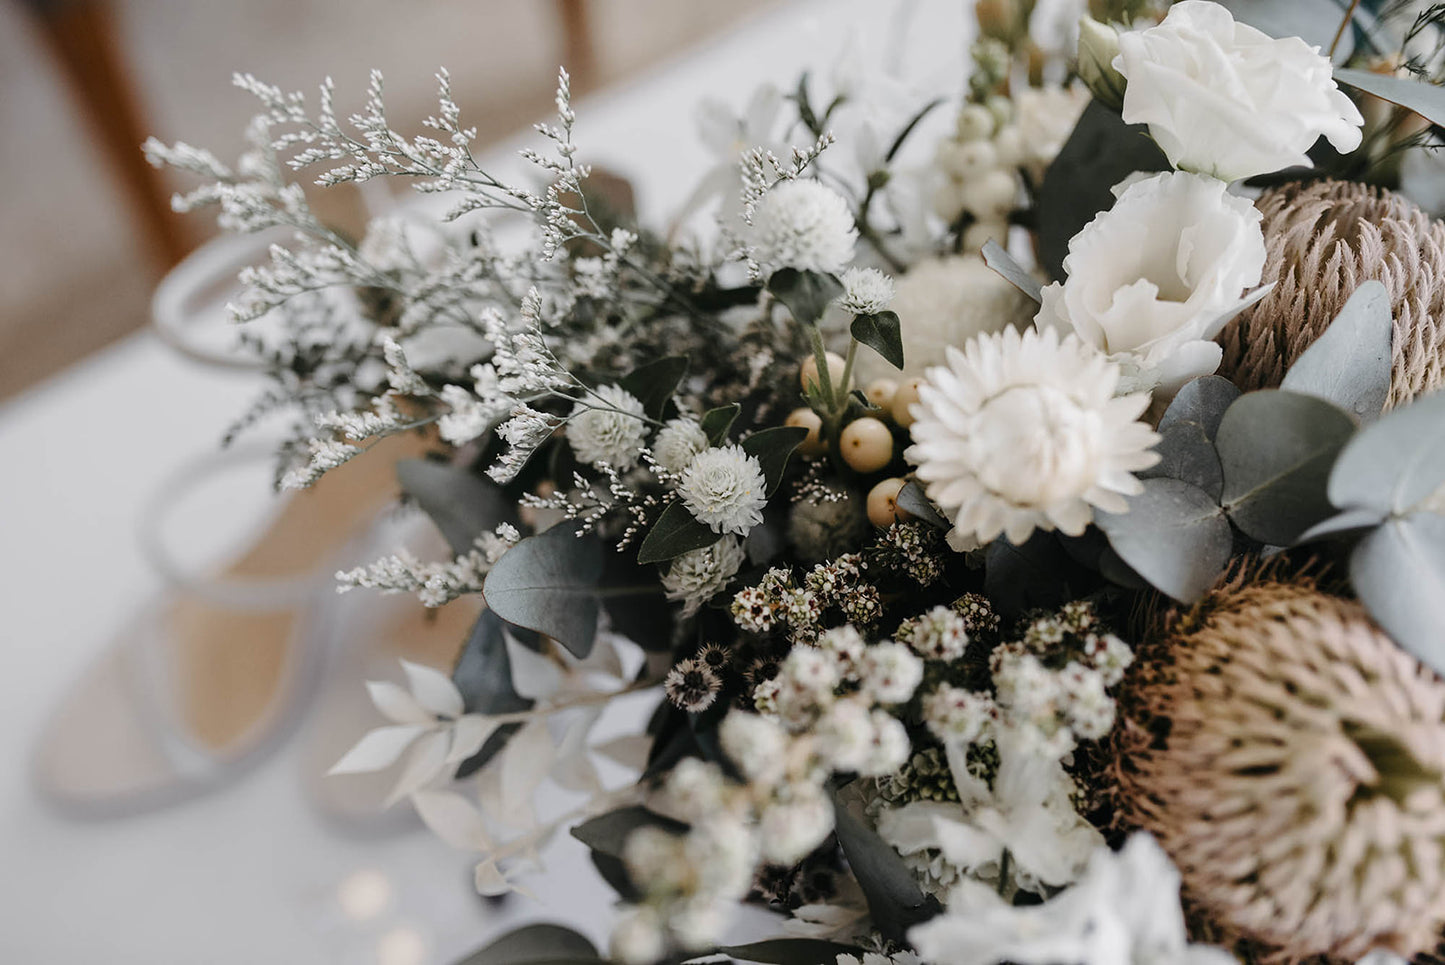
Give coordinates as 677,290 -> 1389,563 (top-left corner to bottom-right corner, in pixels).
0,2 -> 967,960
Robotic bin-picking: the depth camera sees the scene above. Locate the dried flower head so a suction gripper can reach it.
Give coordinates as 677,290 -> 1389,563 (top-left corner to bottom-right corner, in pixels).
665,659 -> 722,713
569,384 -> 649,469
679,444 -> 769,536
1219,180 -> 1445,407
1114,576 -> 1445,961
748,179 -> 857,275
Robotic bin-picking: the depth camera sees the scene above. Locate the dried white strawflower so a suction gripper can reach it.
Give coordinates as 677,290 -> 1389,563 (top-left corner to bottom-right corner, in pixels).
837,266 -> 896,315
905,327 -> 1160,551
662,537 -> 747,617
679,444 -> 769,536
568,384 -> 649,470
653,418 -> 710,474
749,179 -> 858,275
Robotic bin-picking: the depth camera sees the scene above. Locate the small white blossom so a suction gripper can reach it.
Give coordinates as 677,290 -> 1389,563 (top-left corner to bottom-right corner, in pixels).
280,438 -> 359,490
611,907 -> 667,965
719,711 -> 788,785
678,444 -> 769,536
437,384 -> 494,445
861,710 -> 911,776
569,384 -> 649,470
817,625 -> 867,668
924,685 -> 997,745
907,606 -> 971,661
860,642 -> 924,704
816,698 -> 877,773
757,788 -> 834,865
663,758 -> 731,823
661,537 -> 747,618
749,179 -> 858,275
653,418 -> 711,474
837,266 -> 895,315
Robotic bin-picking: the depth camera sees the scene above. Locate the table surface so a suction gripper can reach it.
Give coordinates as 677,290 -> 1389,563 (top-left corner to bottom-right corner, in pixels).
0,2 -> 968,961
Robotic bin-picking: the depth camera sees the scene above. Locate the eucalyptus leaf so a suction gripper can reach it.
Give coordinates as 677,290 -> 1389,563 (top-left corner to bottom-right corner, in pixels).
397,459 -> 515,556
1279,280 -> 1391,423
897,479 -> 948,529
985,532 -> 1071,618
484,525 -> 662,656
1139,420 -> 1224,500
636,501 -> 723,565
981,240 -> 1043,303
1221,0 -> 1354,52
1095,477 -> 1232,603
1217,390 -> 1357,545
741,425 -> 810,495
767,268 -> 844,325
453,924 -> 599,965
1297,505 -> 1391,543
617,356 -> 688,421
1036,100 -> 1170,281
833,806 -> 940,943
1327,389 -> 1445,518
1350,512 -> 1445,676
570,805 -> 686,858
851,311 -> 905,369
1336,67 -> 1445,129
450,609 -> 533,778
1157,376 -> 1241,440
701,403 -> 741,444
719,940 -> 864,965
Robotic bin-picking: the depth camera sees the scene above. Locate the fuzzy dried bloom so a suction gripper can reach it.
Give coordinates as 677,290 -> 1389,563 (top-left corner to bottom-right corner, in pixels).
837,266 -> 895,315
1219,180 -> 1445,408
679,445 -> 769,536
1114,576 -> 1445,961
652,418 -> 710,474
748,179 -> 857,275
662,537 -> 747,618
568,384 -> 649,470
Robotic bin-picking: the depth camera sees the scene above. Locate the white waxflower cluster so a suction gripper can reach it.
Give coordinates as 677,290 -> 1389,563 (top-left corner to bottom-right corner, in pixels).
895,605 -> 971,661
836,266 -> 895,316
678,444 -> 769,536
748,179 -> 858,275
651,418 -> 710,475
568,384 -> 650,470
730,555 -> 882,644
661,536 -> 747,618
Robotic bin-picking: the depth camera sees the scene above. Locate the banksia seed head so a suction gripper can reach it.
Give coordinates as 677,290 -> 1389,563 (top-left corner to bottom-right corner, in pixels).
1218,179 -> 1445,407
1113,576 -> 1445,962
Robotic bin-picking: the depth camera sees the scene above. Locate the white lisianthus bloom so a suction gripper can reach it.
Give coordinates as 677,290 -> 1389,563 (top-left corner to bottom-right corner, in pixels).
837,266 -> 896,315
678,444 -> 769,536
906,327 -> 1159,551
750,179 -> 858,275
653,417 -> 710,474
568,384 -> 649,470
1036,171 -> 1267,395
661,537 -> 747,617
1114,0 -> 1364,183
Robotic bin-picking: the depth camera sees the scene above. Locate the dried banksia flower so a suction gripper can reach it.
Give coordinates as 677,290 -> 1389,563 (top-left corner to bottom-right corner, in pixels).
1113,576 -> 1445,961
1218,179 -> 1445,407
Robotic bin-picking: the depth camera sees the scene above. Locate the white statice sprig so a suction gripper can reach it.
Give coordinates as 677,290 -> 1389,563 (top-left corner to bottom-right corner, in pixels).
336,524 -> 520,607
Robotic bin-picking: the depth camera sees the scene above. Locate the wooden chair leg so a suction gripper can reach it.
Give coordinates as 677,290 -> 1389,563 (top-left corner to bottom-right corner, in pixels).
27,0 -> 191,270
556,0 -> 599,92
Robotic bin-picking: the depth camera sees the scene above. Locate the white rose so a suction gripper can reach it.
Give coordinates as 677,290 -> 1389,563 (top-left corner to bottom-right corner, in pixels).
1035,171 -> 1266,395
1114,0 -> 1364,182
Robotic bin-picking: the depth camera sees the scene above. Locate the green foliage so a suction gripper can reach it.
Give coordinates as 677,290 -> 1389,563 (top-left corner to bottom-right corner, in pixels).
850,311 -> 905,370
980,240 -> 1042,303
1095,477 -> 1232,603
397,459 -> 515,555
701,403 -> 742,444
832,806 -> 940,943
618,355 -> 689,420
451,923 -> 600,965
1279,281 -> 1392,424
768,268 -> 844,326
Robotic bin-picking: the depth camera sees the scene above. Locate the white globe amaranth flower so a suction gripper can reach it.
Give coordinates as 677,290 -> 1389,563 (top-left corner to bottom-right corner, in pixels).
905,326 -> 1161,551
1114,0 -> 1364,183
837,266 -> 895,315
661,536 -> 747,617
678,444 -> 769,536
652,417 -> 710,474
1035,171 -> 1266,395
749,179 -> 858,275
568,384 -> 649,470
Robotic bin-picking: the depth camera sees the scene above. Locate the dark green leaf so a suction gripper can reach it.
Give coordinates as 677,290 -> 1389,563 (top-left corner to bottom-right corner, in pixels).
985,532 -> 1074,617
768,268 -> 844,326
1140,420 -> 1224,500
451,609 -> 533,778
1350,513 -> 1445,677
618,356 -> 688,421
896,479 -> 948,529
851,311 -> 905,370
483,525 -> 661,656
701,404 -> 741,445
636,501 -> 722,565
981,240 -> 1042,303
1157,376 -> 1240,440
397,459 -> 515,556
1337,67 -> 1445,129
719,940 -> 864,965
1217,390 -> 1357,545
1036,100 -> 1170,281
570,805 -> 686,858
886,98 -> 944,163
1280,280 -> 1391,424
741,425 -> 810,495
833,806 -> 940,943
588,851 -> 640,902
1328,389 -> 1445,518
1095,477 -> 1232,603
452,923 -> 599,965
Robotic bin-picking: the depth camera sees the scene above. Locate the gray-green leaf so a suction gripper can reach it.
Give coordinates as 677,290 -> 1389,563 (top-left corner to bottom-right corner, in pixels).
897,479 -> 948,529
397,459 -> 514,556
1095,477 -> 1232,603
636,501 -> 722,565
1350,512 -> 1445,676
1279,280 -> 1391,424
1327,388 -> 1445,518
618,356 -> 688,421
768,268 -> 844,325
1139,420 -> 1224,500
570,805 -> 686,858
701,403 -> 741,444
1336,67 -> 1445,129
832,806 -> 940,943
1158,376 -> 1240,440
981,240 -> 1042,303
453,923 -> 599,965
742,425 -> 810,495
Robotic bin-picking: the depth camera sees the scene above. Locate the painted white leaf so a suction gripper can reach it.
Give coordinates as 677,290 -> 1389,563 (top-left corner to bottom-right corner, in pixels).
474,760 -> 512,828
401,659 -> 465,718
551,709 -> 603,793
446,714 -> 501,765
504,634 -> 564,701
500,720 -> 556,825
366,680 -> 432,726
574,634 -> 625,680
474,858 -> 511,896
329,724 -> 428,775
386,729 -> 452,806
412,789 -> 493,851
591,734 -> 653,772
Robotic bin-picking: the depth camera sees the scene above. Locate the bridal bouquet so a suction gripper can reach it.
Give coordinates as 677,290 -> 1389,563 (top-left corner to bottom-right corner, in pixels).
147,1 -> 1445,962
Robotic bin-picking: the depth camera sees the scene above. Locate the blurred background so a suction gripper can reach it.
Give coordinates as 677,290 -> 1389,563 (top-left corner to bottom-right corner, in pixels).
0,0 -> 778,400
